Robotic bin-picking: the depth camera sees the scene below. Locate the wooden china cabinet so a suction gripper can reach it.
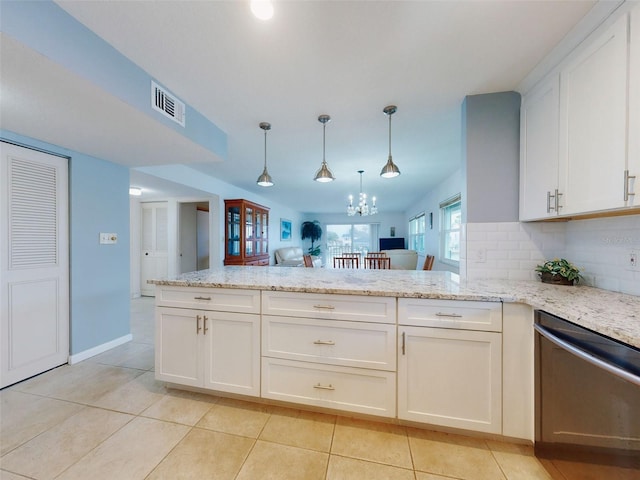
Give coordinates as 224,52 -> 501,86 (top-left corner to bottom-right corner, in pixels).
224,199 -> 270,266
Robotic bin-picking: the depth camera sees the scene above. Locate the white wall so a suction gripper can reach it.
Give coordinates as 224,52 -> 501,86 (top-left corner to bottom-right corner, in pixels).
404,169 -> 462,273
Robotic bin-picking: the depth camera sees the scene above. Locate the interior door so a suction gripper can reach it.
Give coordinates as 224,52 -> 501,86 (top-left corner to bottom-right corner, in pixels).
0,142 -> 69,388
140,202 -> 168,296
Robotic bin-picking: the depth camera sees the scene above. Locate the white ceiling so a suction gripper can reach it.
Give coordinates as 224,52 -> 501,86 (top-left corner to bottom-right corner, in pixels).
2,1 -> 597,214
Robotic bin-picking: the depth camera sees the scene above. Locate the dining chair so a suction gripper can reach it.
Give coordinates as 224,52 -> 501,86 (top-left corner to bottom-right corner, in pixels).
423,254 -> 435,271
341,253 -> 360,258
365,256 -> 391,269
303,254 -> 314,267
365,252 -> 387,258
333,256 -> 359,269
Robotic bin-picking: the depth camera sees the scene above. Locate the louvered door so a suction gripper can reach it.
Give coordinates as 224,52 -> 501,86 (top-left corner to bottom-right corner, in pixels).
1,142 -> 69,388
140,202 -> 168,296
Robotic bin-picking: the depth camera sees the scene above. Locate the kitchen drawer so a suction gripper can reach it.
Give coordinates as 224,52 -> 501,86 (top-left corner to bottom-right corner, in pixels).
263,315 -> 396,371
155,286 -> 260,313
262,291 -> 396,324
261,357 -> 396,417
398,299 -> 502,332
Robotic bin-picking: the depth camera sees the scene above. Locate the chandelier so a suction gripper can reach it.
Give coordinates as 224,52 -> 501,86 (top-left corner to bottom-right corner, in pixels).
347,170 -> 378,216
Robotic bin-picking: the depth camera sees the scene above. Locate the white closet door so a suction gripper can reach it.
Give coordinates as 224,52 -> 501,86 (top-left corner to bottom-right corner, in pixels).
140,202 -> 168,296
1,142 -> 69,388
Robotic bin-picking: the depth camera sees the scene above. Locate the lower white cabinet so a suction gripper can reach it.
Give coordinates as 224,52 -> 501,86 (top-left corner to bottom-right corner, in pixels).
262,357 -> 396,417
260,291 -> 397,417
397,298 -> 503,434
398,326 -> 502,433
156,306 -> 260,396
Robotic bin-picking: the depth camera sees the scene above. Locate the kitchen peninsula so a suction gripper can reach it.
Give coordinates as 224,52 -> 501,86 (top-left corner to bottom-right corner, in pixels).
150,267 -> 640,441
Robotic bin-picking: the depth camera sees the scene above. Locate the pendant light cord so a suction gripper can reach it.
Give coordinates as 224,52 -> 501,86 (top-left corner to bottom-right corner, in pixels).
322,123 -> 326,164
388,114 -> 392,157
264,129 -> 268,169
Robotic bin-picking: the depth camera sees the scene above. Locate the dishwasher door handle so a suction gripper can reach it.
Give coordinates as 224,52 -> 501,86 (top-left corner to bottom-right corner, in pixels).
534,323 -> 640,387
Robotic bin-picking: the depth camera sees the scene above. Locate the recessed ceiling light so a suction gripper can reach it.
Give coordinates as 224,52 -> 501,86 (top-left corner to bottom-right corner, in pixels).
250,0 -> 274,21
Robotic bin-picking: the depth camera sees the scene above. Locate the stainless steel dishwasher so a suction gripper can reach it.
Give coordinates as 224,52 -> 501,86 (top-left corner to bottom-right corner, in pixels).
534,310 -> 640,479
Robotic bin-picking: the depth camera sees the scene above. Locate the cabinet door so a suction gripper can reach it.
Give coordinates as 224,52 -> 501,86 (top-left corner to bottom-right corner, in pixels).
559,14 -> 628,214
155,307 -> 203,387
398,326 -> 502,434
628,5 -> 640,206
519,75 -> 560,221
204,311 -> 260,396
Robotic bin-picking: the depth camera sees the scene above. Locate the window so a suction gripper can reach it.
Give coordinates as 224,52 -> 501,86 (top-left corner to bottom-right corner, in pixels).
440,195 -> 461,265
408,213 -> 425,253
326,223 -> 380,266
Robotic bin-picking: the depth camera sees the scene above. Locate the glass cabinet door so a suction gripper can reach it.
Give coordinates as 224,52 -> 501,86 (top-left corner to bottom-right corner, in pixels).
245,207 -> 253,256
227,206 -> 241,256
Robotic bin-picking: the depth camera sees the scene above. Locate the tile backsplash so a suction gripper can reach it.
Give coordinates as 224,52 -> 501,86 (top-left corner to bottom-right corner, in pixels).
463,215 -> 640,296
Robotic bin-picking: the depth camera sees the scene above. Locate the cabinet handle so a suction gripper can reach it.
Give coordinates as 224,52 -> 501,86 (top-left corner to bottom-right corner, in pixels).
196,315 -> 202,334
402,331 -> 406,355
203,315 -> 208,335
435,312 -> 462,318
546,191 -> 554,213
313,340 -> 335,345
555,189 -> 562,212
194,296 -> 211,301
624,170 -> 636,201
313,383 -> 335,391
313,305 -> 335,310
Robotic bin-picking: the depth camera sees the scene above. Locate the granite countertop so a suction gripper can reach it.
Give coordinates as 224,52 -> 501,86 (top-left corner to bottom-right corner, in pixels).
150,266 -> 640,349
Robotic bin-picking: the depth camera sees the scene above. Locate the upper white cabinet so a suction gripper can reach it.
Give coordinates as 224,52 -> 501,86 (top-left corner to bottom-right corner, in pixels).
629,5 -> 640,205
559,14 -> 629,215
520,6 -> 639,220
520,74 -> 561,221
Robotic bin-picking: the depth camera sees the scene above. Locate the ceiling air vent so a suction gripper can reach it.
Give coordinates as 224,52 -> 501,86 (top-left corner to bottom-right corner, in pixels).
151,81 -> 185,127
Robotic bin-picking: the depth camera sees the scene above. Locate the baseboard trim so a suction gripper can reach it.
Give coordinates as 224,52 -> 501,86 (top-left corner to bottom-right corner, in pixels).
68,334 -> 133,364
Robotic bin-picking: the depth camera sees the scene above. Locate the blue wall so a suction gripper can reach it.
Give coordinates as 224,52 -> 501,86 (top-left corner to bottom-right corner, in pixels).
0,0 -> 227,160
1,130 -> 130,355
462,92 -> 521,223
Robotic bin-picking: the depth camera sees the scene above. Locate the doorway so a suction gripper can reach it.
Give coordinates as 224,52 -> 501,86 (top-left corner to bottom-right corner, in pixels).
178,201 -> 210,273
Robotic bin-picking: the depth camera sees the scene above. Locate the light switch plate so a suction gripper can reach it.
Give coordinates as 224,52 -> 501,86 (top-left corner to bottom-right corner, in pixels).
99,233 -> 118,244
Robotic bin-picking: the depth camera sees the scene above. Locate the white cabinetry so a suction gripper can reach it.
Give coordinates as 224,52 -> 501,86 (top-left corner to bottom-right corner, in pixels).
397,299 -> 502,434
520,7 -> 639,219
629,5 -> 640,204
261,291 -> 397,417
519,75 -> 561,221
559,13 -> 629,214
155,287 -> 260,396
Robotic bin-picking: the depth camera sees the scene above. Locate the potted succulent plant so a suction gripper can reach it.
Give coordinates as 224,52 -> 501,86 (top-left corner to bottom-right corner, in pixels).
535,258 -> 582,285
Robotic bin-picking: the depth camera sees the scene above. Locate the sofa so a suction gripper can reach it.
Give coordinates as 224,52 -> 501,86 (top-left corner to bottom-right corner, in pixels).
274,246 -> 322,267
381,249 -> 418,270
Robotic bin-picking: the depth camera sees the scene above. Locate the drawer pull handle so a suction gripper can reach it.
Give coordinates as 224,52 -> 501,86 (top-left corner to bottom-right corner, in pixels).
313,305 -> 335,310
435,312 -> 462,318
194,296 -> 211,301
313,383 -> 335,391
313,340 -> 335,346
196,315 -> 202,334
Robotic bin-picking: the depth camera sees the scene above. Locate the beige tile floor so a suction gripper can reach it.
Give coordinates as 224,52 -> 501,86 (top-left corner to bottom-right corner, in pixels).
1,297 -> 554,480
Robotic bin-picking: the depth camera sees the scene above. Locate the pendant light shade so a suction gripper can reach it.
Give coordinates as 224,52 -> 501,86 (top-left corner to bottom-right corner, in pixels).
256,122 -> 274,187
314,114 -> 335,183
380,105 -> 401,178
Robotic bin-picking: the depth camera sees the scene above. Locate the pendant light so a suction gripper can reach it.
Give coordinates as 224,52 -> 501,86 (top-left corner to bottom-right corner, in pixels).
380,105 -> 401,178
256,122 -> 274,187
314,114 -> 335,183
